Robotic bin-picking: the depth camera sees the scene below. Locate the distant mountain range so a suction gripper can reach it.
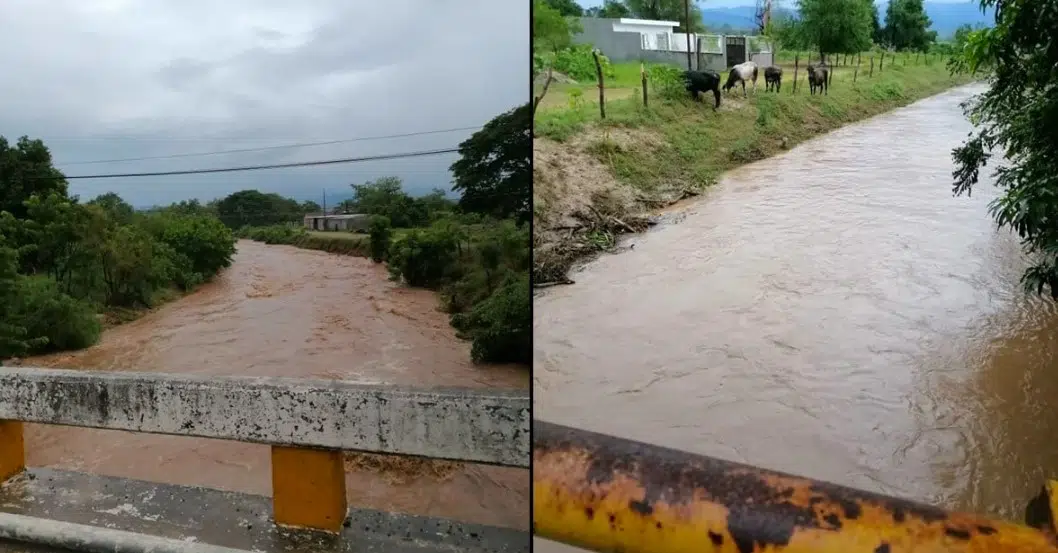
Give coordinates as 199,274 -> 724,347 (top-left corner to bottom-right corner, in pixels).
699,1 -> 994,39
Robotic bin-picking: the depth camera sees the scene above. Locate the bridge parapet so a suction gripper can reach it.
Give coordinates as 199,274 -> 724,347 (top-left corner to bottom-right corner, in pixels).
0,368 -> 529,552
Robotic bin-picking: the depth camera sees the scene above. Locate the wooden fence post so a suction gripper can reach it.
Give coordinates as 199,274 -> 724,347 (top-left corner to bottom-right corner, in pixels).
853,55 -> 860,84
916,52 -> 921,64
697,37 -> 705,71
592,49 -> 605,120
641,63 -> 648,108
793,53 -> 800,94
870,55 -> 875,78
879,51 -> 885,72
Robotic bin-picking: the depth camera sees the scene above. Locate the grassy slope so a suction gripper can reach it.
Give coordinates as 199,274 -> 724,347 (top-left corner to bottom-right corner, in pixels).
532,58 -> 974,283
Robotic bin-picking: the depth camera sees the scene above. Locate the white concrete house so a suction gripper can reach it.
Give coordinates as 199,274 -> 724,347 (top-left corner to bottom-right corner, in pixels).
303,213 -> 371,232
612,18 -> 681,51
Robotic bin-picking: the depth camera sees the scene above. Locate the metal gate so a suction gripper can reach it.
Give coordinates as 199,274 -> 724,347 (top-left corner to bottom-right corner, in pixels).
725,35 -> 746,68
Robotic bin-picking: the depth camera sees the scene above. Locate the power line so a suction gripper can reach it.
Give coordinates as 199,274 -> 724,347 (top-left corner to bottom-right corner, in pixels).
61,126 -> 482,166
61,148 -> 461,180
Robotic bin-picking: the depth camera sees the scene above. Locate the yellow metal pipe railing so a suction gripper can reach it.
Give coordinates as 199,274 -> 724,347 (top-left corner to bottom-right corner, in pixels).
533,420 -> 1058,553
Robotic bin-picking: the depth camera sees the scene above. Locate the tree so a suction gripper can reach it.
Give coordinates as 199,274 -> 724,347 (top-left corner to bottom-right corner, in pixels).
386,227 -> 459,289
368,215 -> 392,263
533,0 -> 583,112
951,23 -> 974,51
158,198 -> 215,217
0,241 -> 30,358
87,192 -> 135,225
882,0 -> 935,51
215,190 -> 303,228
0,136 -> 70,220
950,0 -> 1058,298
350,177 -> 405,215
418,188 -> 456,218
586,1 -> 632,18
870,3 -> 884,45
0,136 -> 238,359
534,0 -> 579,53
98,224 -> 173,307
797,0 -> 874,62
9,194 -> 106,292
623,0 -> 705,32
754,0 -> 768,34
348,177 -> 430,228
543,0 -> 583,16
772,14 -> 811,51
450,104 -> 530,224
150,213 -> 236,288
333,199 -> 356,214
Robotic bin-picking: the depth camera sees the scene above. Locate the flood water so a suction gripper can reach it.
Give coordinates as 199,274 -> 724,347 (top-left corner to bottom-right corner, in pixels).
22,240 -> 529,530
534,84 -> 1058,546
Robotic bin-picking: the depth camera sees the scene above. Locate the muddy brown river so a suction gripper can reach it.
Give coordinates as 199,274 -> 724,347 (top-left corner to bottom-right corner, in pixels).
534,84 -> 1058,549
22,239 -> 529,530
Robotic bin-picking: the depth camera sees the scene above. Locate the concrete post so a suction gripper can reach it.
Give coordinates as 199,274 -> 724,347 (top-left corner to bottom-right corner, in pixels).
271,446 -> 348,533
0,421 -> 24,483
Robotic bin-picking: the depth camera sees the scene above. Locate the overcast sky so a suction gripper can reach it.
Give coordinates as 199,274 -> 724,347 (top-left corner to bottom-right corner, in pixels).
0,0 -> 528,207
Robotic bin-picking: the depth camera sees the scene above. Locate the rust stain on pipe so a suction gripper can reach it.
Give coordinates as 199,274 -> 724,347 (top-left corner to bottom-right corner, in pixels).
533,421 -> 1058,553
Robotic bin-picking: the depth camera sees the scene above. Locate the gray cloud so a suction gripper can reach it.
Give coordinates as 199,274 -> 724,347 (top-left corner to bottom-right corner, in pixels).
0,0 -> 529,206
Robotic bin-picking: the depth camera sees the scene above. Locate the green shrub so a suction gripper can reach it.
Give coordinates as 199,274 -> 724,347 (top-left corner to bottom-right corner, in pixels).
553,44 -> 615,81
12,276 -> 101,353
386,226 -> 459,289
0,245 -> 33,359
99,225 -> 175,307
648,64 -> 687,100
152,214 -> 236,287
241,224 -> 305,245
368,216 -> 392,263
451,273 -> 530,364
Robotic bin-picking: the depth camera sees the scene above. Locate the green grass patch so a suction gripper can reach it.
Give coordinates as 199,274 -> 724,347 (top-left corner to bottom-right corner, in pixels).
536,61 -> 971,191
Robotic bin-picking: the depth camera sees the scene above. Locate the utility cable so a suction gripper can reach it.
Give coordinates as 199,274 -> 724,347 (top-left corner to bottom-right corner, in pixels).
61,148 -> 461,180
60,126 -> 483,166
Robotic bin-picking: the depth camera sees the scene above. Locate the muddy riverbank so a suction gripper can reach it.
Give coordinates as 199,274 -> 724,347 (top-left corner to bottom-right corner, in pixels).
23,239 -> 529,530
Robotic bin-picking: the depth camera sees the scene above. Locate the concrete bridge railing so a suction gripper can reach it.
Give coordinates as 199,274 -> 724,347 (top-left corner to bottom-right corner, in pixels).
0,368 -> 529,551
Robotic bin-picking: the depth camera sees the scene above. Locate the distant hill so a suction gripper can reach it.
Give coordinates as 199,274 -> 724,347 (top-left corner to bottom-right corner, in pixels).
699,1 -> 994,39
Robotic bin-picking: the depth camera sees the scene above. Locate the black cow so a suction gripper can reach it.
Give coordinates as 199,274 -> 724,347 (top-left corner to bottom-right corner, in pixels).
764,66 -> 783,92
682,69 -> 721,109
807,64 -> 829,95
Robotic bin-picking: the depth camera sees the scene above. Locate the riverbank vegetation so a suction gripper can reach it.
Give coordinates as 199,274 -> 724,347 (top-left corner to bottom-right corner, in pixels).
0,136 -> 237,360
533,0 -> 976,284
948,0 -> 1056,297
235,105 -> 531,366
